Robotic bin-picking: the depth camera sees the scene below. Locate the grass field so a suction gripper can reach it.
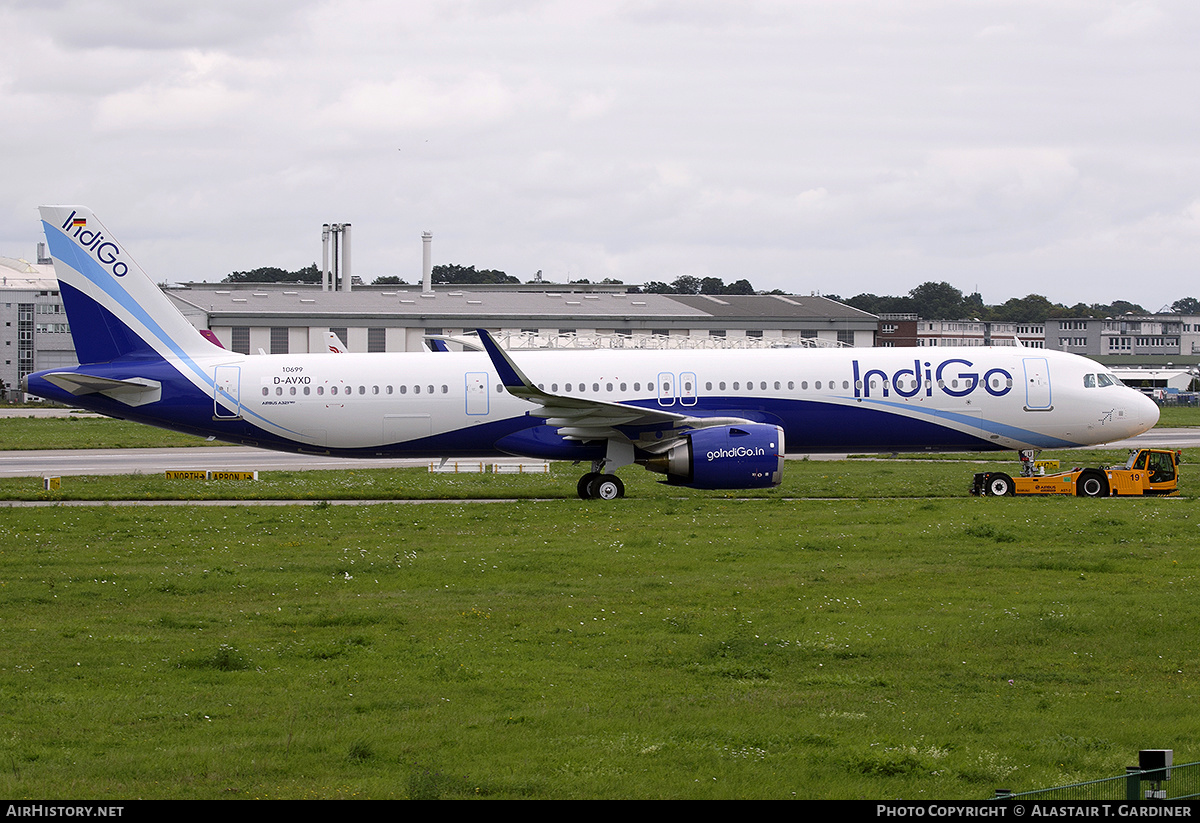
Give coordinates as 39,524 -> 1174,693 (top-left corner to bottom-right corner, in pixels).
0,413 -> 225,450
0,446 -> 1169,502
1154,404 -> 1200,427
2,457 -> 1199,799
1,411 -> 1197,798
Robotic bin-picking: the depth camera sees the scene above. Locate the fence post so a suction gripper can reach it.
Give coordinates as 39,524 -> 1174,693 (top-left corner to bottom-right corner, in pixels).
1126,767 -> 1141,801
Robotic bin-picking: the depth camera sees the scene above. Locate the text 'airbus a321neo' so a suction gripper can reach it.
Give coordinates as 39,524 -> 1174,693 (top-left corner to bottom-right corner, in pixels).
23,206 -> 1159,499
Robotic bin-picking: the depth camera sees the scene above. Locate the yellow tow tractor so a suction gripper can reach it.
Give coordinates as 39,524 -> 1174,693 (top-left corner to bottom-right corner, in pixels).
971,447 -> 1181,498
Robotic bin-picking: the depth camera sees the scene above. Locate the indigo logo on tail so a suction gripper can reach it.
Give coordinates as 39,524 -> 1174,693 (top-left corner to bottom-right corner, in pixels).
60,210 -> 129,277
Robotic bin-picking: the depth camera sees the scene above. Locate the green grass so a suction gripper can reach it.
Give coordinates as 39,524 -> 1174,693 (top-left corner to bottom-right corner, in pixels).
2,472 -> 1200,799
0,414 -> 225,450
0,446 -> 1179,503
1,414 -> 1197,798
1155,404 -> 1200,427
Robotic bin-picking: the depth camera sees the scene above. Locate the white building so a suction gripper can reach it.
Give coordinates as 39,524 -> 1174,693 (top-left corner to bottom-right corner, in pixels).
1,254 -> 78,401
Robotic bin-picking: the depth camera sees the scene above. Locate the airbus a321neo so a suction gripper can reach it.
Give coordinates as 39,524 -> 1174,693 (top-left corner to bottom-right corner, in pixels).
24,206 -> 1159,499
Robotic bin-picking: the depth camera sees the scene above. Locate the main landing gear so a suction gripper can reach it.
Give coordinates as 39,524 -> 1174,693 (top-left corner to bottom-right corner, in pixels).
577,444 -> 634,500
577,471 -> 625,500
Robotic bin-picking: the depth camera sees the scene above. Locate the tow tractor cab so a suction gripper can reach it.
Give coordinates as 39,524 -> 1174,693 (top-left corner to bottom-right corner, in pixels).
972,448 -> 1181,498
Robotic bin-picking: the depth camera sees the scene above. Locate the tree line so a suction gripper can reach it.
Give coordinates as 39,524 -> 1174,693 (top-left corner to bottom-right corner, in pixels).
222,266 -> 1197,320
224,265 -> 750,292
830,282 -> 1200,322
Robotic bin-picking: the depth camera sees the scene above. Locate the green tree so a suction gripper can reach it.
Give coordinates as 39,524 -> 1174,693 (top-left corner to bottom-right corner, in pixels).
641,281 -> 674,294
671,275 -> 702,294
431,264 -> 518,285
844,293 -> 915,316
907,282 -> 968,320
224,263 -> 320,283
991,294 -> 1059,322
1101,300 -> 1146,316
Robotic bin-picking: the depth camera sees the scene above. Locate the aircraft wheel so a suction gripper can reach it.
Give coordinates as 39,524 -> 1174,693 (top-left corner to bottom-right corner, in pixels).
589,474 -> 625,500
577,472 -> 601,499
1077,471 -> 1107,498
986,473 -> 1014,497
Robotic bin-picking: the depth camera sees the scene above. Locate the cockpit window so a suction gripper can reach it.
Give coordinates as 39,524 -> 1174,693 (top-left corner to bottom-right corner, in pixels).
1085,373 -> 1120,388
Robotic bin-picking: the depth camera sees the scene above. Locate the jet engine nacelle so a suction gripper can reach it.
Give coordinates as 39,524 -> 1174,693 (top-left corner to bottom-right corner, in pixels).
642,423 -> 784,489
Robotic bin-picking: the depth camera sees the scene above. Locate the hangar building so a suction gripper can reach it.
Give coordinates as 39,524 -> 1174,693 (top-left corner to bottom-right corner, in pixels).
164,282 -> 879,354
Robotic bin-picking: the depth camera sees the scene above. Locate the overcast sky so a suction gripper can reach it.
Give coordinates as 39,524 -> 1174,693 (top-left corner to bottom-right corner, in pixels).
2,0 -> 1198,310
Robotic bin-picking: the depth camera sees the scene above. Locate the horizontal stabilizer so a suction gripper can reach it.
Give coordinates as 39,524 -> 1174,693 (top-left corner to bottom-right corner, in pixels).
41,372 -> 162,407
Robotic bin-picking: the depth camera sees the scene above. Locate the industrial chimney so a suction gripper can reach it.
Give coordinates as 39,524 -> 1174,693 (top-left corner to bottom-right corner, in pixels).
422,231 -> 432,294
321,223 -> 352,292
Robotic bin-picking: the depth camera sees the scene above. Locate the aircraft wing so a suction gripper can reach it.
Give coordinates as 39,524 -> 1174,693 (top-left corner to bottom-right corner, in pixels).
475,329 -> 751,449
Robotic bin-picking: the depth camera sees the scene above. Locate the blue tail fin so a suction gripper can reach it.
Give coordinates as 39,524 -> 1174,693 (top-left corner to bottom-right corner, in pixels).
39,206 -> 216,364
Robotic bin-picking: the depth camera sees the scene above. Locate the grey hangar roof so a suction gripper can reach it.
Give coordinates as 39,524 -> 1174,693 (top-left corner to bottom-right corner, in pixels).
165,283 -> 876,330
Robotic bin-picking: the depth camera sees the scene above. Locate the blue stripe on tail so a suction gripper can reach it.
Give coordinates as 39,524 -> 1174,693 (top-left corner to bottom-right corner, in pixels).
59,281 -> 160,364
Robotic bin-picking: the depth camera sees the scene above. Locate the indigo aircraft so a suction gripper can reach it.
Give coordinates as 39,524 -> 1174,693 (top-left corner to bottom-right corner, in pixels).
24,206 -> 1159,499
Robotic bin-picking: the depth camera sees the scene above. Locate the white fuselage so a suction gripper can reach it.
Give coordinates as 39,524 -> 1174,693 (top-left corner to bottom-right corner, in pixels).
183,344 -> 1156,455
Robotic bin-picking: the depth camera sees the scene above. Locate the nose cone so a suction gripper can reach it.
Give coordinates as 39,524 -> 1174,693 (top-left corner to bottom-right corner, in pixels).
1135,391 -> 1160,434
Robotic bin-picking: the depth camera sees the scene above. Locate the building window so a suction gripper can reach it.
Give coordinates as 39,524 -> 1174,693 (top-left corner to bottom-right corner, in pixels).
270,327 -> 289,354
368,327 -> 386,352
231,327 -> 250,354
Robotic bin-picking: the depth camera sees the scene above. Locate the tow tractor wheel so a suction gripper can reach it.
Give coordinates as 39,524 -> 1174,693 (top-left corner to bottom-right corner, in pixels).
588,474 -> 625,500
1077,470 -> 1107,498
987,472 -> 1015,497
